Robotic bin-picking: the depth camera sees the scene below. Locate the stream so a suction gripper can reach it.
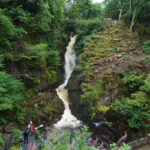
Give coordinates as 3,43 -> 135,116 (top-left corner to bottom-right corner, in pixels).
54,36 -> 82,128
53,36 -> 120,149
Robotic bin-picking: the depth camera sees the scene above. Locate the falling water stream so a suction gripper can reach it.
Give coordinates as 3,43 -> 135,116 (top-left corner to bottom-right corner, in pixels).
54,36 -> 82,128
53,36 -> 119,149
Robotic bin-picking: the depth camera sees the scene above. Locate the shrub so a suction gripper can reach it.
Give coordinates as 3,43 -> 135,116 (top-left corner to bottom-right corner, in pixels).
112,91 -> 150,129
140,74 -> 150,94
81,80 -> 108,119
143,40 -> 150,54
110,143 -> 131,150
75,18 -> 104,54
12,129 -> 21,145
122,74 -> 143,93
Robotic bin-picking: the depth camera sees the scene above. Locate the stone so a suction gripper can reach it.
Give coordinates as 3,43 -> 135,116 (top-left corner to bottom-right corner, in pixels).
107,69 -> 113,75
147,133 -> 150,137
116,54 -> 122,58
4,123 -> 14,133
34,104 -> 38,107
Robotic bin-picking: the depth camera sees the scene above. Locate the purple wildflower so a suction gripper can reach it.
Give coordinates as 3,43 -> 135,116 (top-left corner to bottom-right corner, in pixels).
93,138 -> 98,145
69,143 -> 73,150
32,143 -> 37,150
47,136 -> 50,142
60,133 -> 63,137
28,144 -> 32,150
87,138 -> 92,142
80,132 -> 86,137
121,135 -> 127,141
98,144 -> 103,150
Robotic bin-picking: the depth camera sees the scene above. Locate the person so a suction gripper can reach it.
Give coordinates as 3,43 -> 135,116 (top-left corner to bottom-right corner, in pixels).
29,121 -> 35,135
23,130 -> 29,145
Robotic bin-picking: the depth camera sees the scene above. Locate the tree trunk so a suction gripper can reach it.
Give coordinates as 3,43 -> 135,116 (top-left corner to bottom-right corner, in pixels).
130,0 -> 146,32
130,9 -> 136,32
130,0 -> 132,11
118,9 -> 123,20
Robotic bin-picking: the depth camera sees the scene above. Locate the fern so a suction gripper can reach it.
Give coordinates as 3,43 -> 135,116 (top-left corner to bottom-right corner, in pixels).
143,40 -> 150,53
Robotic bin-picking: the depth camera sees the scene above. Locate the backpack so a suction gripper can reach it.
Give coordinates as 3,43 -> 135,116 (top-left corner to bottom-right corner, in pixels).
30,124 -> 35,134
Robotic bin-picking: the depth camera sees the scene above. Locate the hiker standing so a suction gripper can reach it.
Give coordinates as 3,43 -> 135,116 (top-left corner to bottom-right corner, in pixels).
23,130 -> 29,145
29,121 -> 35,135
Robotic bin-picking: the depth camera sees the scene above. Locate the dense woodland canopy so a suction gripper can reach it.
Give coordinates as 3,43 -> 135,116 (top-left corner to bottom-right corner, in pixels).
0,0 -> 150,149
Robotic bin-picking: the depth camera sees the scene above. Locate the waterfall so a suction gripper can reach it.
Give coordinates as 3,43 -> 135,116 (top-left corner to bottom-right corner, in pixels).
54,36 -> 82,128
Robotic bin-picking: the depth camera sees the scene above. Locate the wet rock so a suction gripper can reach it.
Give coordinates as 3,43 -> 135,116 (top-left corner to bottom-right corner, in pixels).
24,73 -> 30,78
107,70 -> 113,75
95,70 -> 99,73
4,123 -> 14,133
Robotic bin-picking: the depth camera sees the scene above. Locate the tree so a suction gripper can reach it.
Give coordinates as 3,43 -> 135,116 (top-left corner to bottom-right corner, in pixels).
0,71 -> 24,124
0,10 -> 16,53
103,0 -> 150,34
129,0 -> 147,32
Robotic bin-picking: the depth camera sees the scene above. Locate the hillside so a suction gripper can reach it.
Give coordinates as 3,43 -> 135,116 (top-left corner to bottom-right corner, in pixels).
69,22 -> 150,140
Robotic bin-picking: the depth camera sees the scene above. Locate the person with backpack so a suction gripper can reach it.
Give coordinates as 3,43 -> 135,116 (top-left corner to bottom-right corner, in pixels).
28,121 -> 35,135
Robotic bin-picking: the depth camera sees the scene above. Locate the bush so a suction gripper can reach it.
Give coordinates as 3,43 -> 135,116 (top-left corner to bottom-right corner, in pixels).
112,91 -> 150,129
122,74 -> 143,93
143,40 -> 150,54
12,129 -> 21,145
81,80 -> 108,119
75,18 -> 104,54
113,74 -> 150,129
110,143 -> 131,150
140,74 -> 150,94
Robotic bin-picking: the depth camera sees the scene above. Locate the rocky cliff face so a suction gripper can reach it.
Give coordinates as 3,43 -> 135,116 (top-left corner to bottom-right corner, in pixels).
68,23 -> 150,126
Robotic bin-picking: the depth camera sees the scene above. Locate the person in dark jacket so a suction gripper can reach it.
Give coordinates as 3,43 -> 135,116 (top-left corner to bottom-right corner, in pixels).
23,130 -> 29,145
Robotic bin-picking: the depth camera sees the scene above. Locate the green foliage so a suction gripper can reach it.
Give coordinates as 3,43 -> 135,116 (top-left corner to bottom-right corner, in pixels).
12,129 -> 21,145
41,126 -> 97,150
0,71 -> 24,124
110,143 -> 131,150
113,74 -> 150,129
122,74 -> 143,93
10,146 -> 20,150
103,0 -> 150,35
143,40 -> 150,54
66,0 -> 102,20
0,10 -> 15,53
0,55 -> 4,68
0,72 -> 23,111
81,80 -> 108,119
76,18 -> 104,53
145,57 -> 150,63
6,6 -> 29,24
140,74 -> 150,94
0,135 -> 4,148
112,91 -> 150,129
103,0 -> 121,19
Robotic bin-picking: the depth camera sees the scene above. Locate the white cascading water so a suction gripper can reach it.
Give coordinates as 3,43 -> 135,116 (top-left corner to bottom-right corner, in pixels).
54,36 -> 82,128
